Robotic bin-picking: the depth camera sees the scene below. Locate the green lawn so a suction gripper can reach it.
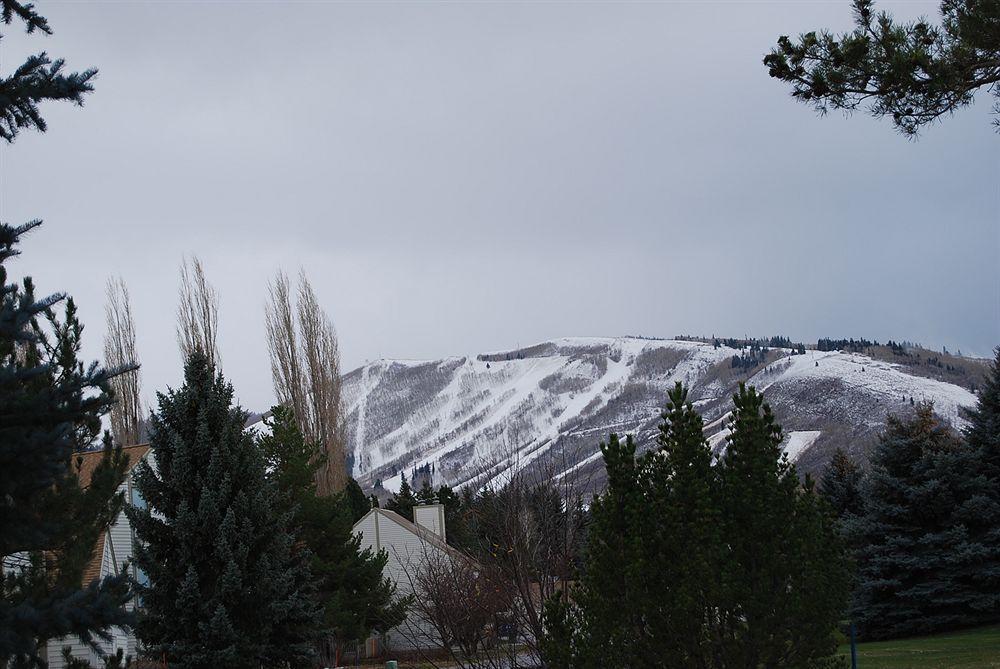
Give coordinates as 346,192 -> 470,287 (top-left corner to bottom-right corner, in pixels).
838,625 -> 1000,668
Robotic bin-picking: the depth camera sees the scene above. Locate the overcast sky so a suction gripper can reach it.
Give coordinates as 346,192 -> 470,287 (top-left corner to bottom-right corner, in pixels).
2,1 -> 997,412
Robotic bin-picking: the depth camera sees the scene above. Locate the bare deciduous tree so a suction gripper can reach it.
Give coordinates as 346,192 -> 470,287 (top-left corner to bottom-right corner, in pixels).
176,255 -> 219,368
103,276 -> 143,446
265,270 -> 346,495
396,544 -> 516,669
462,429 -> 594,666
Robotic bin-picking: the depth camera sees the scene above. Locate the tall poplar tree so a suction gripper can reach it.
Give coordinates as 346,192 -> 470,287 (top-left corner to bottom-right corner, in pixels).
128,353 -> 320,668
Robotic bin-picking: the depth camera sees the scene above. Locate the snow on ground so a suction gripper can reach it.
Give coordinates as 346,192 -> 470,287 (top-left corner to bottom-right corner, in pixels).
782,430 -> 822,463
751,350 -> 977,426
345,337 -> 980,489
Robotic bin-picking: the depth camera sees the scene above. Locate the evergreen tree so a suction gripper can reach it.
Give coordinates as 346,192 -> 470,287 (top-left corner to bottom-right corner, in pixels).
966,346 -> 1000,471
1,5 -> 134,661
715,383 -> 849,667
344,477 -> 373,523
258,406 -> 407,666
128,353 -> 320,668
0,0 -> 98,141
570,433 -> 644,668
959,346 -> 1000,618
542,384 -> 849,668
1,223 -> 134,666
416,479 -> 437,505
435,484 -> 471,549
820,447 -> 865,518
765,0 -> 1000,136
386,473 -> 417,521
846,404 -> 973,638
639,382 -> 722,665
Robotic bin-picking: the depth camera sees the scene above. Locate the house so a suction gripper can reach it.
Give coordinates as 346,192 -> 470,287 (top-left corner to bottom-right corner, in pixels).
353,503 -> 466,653
42,445 -> 150,668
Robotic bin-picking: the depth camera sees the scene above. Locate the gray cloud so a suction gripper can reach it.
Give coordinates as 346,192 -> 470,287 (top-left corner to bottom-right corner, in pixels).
2,1 -> 997,412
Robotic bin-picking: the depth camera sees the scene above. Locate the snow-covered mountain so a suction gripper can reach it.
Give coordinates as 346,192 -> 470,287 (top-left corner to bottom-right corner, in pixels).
342,337 -> 980,493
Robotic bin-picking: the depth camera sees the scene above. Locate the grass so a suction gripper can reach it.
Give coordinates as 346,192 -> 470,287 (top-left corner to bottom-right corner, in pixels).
838,625 -> 1000,668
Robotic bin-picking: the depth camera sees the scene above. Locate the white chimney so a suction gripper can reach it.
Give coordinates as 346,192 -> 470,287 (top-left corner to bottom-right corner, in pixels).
413,503 -> 446,543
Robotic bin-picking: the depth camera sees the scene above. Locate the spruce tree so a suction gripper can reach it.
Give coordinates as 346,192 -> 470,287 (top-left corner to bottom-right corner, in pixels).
128,353 -> 320,668
386,473 -> 417,521
0,0 -> 98,141
416,479 -> 437,505
2,5 -> 134,661
257,405 -> 407,666
966,347 -> 1000,459
958,347 -> 1000,621
820,447 -> 865,518
1,223 -> 134,666
846,404 -> 970,638
715,383 -> 849,666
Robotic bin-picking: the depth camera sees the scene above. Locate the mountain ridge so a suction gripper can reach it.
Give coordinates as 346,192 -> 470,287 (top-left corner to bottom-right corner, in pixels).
339,336 -> 984,493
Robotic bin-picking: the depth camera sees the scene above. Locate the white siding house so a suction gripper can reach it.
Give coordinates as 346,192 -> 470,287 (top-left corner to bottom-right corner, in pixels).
43,445 -> 150,669
353,504 -> 463,653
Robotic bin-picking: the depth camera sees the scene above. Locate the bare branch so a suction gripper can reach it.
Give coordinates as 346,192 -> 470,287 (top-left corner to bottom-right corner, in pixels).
103,276 -> 143,446
265,269 -> 346,495
176,255 -> 220,369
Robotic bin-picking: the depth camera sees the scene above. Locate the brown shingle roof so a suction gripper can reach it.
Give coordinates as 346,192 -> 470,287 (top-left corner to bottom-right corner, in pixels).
72,444 -> 150,584
81,532 -> 107,585
71,444 -> 150,489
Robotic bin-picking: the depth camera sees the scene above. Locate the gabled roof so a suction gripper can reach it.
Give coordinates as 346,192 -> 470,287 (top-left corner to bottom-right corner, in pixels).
72,444 -> 149,585
81,532 -> 107,586
71,444 -> 150,488
355,507 -> 473,564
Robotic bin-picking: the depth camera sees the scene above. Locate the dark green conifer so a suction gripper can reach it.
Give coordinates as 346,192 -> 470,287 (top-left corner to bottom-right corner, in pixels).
565,433 -> 644,668
541,384 -> 849,668
958,347 -> 1000,619
820,447 -> 865,518
128,354 -> 320,668
386,473 -> 417,521
0,0 -> 98,141
258,405 -> 407,666
764,0 -> 1000,136
1,223 -> 133,666
416,479 -> 437,505
1,5 -> 134,661
716,383 -> 849,666
847,404 -> 968,638
640,382 -> 721,665
344,477 -> 372,522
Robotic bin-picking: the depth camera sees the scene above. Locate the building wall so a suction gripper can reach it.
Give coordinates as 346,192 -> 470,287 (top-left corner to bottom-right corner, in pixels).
355,509 -> 455,653
45,472 -> 142,667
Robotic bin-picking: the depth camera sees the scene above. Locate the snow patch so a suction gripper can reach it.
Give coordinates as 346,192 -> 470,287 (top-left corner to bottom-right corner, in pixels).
782,430 -> 822,463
